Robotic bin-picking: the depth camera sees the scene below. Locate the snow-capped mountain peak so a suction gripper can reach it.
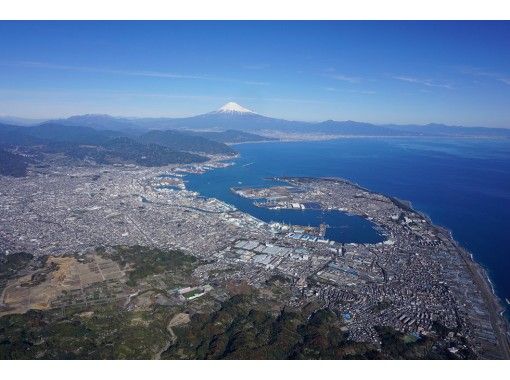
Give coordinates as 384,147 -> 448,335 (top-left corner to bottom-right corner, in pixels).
216,102 -> 256,114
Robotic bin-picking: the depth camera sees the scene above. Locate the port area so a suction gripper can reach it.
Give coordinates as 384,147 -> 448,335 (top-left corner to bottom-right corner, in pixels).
231,176 -> 510,359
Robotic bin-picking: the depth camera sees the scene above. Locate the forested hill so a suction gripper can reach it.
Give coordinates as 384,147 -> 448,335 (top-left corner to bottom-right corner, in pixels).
0,122 -> 237,176
138,130 -> 236,155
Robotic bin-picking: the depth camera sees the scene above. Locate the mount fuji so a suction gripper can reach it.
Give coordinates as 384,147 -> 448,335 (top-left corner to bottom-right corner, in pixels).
214,102 -> 257,115
141,102 -> 315,131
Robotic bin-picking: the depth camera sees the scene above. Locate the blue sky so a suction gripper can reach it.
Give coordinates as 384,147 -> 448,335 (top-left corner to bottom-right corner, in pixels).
0,21 -> 509,127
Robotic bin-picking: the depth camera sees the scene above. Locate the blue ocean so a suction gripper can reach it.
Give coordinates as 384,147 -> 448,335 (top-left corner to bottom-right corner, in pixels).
186,138 -> 510,312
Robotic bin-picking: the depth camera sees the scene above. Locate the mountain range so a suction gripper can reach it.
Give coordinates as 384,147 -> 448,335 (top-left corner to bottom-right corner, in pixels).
3,102 -> 508,138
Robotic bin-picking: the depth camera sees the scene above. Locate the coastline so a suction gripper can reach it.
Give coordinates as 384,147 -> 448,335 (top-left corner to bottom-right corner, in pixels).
337,176 -> 509,323
265,175 -> 510,357
269,172 -> 510,322
228,134 -> 510,146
